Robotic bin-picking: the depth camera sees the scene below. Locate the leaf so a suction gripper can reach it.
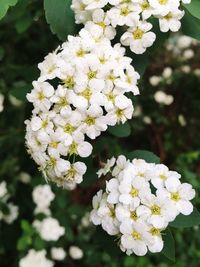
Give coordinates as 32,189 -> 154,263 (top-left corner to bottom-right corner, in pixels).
170,207 -> 200,228
182,9 -> 200,40
15,14 -> 32,33
108,122 -> 131,138
0,0 -> 18,20
162,228 -> 175,262
44,0 -> 75,40
128,150 -> 160,163
10,84 -> 31,101
131,53 -> 149,77
183,0 -> 200,20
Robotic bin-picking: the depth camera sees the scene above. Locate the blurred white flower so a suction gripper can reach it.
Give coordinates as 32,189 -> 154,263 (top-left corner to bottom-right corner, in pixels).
18,172 -> 31,184
149,76 -> 162,86
143,116 -> 152,125
51,247 -> 66,261
177,35 -> 193,49
69,246 -> 83,260
9,94 -> 23,107
178,114 -> 187,127
183,49 -> 194,60
181,65 -> 191,73
162,67 -> 172,79
194,68 -> 200,76
19,249 -> 53,267
0,93 -> 4,112
32,184 -> 55,215
3,203 -> 19,224
154,91 -> 174,105
33,217 -> 65,241
0,181 -> 7,198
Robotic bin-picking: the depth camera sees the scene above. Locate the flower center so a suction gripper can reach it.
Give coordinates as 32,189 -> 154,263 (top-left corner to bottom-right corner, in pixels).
159,0 -> 168,4
49,157 -> 56,167
151,204 -> 161,215
159,174 -> 167,180
130,211 -> 138,221
120,7 -> 130,16
58,97 -> 68,107
109,207 -> 116,218
97,21 -> 106,29
130,187 -> 139,197
164,12 -> 173,20
85,116 -> 96,126
170,192 -> 181,202
141,0 -> 150,10
80,88 -> 92,100
64,123 -> 75,134
69,142 -> 78,155
76,48 -> 86,57
106,92 -> 115,103
37,91 -> 45,101
87,70 -> 97,80
132,231 -> 141,240
65,167 -> 76,181
49,141 -> 59,149
115,109 -> 124,119
149,227 -> 161,236
133,28 -> 144,40
63,76 -> 75,88
42,120 -> 48,128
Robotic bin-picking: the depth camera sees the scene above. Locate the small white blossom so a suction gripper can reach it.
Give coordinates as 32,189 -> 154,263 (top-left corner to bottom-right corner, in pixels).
69,246 -> 83,260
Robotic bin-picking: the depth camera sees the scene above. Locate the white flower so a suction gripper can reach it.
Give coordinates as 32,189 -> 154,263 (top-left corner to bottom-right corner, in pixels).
137,194 -> 177,228
178,114 -> 187,127
69,246 -> 83,260
157,178 -> 195,215
0,93 -> 4,112
121,21 -> 156,54
149,0 -> 180,16
19,249 -> 53,267
158,9 -> 184,33
27,81 -> 54,112
120,220 -> 152,256
177,35 -> 193,49
149,164 -> 181,189
34,217 -> 65,241
183,49 -> 194,60
112,155 -> 129,176
97,157 -> 116,177
51,247 -> 66,261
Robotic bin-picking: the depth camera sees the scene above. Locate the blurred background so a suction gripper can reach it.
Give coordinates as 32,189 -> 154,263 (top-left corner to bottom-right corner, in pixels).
0,0 -> 200,266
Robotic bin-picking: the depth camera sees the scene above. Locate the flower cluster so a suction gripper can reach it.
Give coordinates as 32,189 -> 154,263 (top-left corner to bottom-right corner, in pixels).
91,156 -> 195,256
0,181 -> 19,224
19,249 -> 54,267
71,0 -> 190,54
25,29 -> 140,189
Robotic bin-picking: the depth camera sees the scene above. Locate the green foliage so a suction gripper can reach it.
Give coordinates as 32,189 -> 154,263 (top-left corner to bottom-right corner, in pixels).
170,208 -> 200,228
128,150 -> 160,164
108,122 -> 131,137
182,10 -> 200,40
162,229 -> 175,262
0,0 -> 18,20
184,0 -> 200,20
44,0 -> 75,40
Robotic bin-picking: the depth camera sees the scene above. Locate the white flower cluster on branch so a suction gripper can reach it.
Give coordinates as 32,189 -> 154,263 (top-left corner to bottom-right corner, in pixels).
71,0 -> 190,54
25,30 -> 140,189
91,156 -> 195,256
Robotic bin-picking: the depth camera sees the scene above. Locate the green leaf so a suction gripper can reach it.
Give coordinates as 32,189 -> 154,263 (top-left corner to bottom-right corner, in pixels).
182,10 -> 200,40
15,14 -> 32,33
17,235 -> 32,251
10,84 -> 30,101
44,0 -> 75,40
0,0 -> 18,20
162,228 -> 175,262
170,207 -> 200,228
183,0 -> 200,20
108,122 -> 131,138
128,150 -> 160,163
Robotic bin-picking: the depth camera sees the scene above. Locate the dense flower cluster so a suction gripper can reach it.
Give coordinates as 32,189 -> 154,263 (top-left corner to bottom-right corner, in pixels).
0,181 -> 19,224
25,29 -> 140,189
71,0 -> 190,54
91,156 -> 195,256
